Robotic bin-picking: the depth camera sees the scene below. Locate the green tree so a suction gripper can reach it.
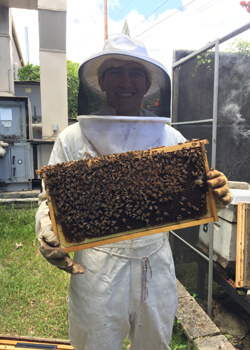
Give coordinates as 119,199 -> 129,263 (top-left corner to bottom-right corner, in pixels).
17,63 -> 40,81
17,60 -> 80,118
122,19 -> 130,37
66,60 -> 80,118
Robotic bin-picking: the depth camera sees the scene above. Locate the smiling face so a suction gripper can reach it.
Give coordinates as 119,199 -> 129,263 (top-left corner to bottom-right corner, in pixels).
98,62 -> 151,116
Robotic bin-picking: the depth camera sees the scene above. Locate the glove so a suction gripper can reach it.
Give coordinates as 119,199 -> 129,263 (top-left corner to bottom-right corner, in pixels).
0,141 -> 9,158
38,217 -> 84,274
206,169 -> 232,207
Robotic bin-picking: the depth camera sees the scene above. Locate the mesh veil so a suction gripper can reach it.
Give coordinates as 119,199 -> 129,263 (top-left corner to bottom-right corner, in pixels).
78,77 -> 171,117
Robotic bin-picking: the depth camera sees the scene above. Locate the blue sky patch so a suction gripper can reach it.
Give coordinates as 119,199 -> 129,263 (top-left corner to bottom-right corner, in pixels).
108,0 -> 183,21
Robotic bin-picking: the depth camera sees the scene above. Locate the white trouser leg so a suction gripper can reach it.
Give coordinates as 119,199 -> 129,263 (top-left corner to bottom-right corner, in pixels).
68,234 -> 177,350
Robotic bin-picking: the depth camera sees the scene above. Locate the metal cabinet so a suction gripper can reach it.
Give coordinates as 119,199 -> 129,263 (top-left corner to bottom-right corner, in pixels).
0,143 -> 33,191
0,96 -> 33,192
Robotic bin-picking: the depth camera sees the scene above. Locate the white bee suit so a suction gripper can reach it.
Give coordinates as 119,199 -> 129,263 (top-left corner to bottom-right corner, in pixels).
36,114 -> 186,350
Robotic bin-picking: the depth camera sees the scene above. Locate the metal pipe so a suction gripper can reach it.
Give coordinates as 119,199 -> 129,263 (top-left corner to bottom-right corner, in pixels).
207,224 -> 214,317
32,123 -> 42,131
207,39 -> 220,317
219,22 -> 250,45
172,23 -> 250,69
171,119 -> 213,125
25,27 -> 29,63
169,230 -> 209,262
172,40 -> 217,68
211,39 -> 219,169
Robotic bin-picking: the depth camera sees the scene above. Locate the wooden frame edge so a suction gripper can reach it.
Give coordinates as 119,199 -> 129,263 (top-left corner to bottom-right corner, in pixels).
235,202 -> 246,288
63,216 -> 215,253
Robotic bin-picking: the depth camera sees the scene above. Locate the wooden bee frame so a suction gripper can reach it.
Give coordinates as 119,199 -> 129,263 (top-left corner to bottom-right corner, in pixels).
37,140 -> 218,253
235,203 -> 250,288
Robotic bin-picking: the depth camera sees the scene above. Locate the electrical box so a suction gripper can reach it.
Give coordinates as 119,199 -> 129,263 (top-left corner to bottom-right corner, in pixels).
0,96 -> 34,192
0,96 -> 32,139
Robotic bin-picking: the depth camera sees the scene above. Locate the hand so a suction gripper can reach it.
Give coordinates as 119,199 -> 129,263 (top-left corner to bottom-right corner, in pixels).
206,169 -> 232,206
37,222 -> 84,275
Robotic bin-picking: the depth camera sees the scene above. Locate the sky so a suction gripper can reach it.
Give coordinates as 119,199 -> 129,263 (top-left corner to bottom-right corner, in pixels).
11,0 -> 250,73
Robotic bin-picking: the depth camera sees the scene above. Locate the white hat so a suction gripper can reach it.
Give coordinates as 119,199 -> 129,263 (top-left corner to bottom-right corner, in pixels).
78,34 -> 170,100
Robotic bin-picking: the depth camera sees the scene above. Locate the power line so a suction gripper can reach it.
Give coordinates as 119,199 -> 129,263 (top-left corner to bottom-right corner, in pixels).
134,0 -> 219,41
134,0 -> 196,39
114,0 -> 134,20
131,0 -> 171,33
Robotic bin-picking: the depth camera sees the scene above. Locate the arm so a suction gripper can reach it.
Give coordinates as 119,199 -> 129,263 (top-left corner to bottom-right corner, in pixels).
36,127 -> 85,274
36,182 -> 84,274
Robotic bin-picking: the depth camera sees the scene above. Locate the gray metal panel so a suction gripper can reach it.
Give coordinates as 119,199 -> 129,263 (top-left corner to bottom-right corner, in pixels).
11,144 -> 30,181
0,7 -> 14,95
0,6 -> 9,33
39,9 -> 66,51
0,143 -> 33,191
0,146 -> 11,180
14,82 -> 41,122
0,97 -> 29,139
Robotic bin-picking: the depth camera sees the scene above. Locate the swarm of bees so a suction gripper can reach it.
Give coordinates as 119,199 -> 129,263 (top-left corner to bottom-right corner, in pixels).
39,145 -> 208,243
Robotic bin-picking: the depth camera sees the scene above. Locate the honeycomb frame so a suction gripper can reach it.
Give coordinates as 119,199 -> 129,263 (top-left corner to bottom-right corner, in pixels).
37,139 -> 218,253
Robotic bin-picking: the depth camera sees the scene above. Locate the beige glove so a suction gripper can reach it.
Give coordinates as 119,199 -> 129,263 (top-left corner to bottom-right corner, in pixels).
38,217 -> 84,274
0,141 -> 9,158
206,169 -> 232,208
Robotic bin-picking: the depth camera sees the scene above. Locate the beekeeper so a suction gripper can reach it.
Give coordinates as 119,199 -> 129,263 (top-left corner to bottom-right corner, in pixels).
36,35 -> 231,350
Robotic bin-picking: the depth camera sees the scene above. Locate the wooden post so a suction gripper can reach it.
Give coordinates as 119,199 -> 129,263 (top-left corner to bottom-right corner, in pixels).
104,0 -> 108,41
235,203 -> 250,288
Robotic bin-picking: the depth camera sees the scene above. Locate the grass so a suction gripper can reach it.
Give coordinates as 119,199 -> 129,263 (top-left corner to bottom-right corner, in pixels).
169,319 -> 194,350
0,204 -> 193,349
0,204 -> 70,339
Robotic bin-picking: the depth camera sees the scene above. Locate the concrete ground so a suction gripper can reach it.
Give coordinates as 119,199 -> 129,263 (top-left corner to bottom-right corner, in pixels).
176,280 -> 235,349
0,189 -> 40,206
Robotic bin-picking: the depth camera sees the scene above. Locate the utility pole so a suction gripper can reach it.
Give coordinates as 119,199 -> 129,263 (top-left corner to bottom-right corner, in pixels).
104,0 -> 108,41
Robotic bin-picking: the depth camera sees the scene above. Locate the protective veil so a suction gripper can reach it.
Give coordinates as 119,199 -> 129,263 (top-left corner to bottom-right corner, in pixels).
77,115 -> 170,155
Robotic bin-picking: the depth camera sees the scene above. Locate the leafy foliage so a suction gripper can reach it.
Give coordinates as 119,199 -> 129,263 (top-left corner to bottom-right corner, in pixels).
169,319 -> 195,349
143,97 -> 161,115
67,60 -> 80,118
192,51 -> 212,77
226,38 -> 250,57
17,63 -> 40,81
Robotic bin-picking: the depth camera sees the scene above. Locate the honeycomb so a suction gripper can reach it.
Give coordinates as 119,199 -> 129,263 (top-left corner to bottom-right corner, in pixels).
38,140 -> 212,245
